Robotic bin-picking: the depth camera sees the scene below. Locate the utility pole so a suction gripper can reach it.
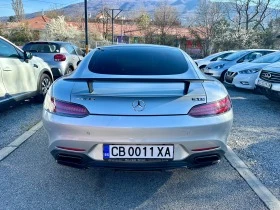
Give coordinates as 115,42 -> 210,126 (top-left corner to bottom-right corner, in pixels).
106,9 -> 122,44
84,0 -> 89,54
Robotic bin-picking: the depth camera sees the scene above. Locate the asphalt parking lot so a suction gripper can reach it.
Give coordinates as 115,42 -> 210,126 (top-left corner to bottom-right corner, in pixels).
0,87 -> 279,209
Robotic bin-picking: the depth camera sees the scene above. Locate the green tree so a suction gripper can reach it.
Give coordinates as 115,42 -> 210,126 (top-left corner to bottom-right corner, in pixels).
8,23 -> 33,45
8,16 -> 16,22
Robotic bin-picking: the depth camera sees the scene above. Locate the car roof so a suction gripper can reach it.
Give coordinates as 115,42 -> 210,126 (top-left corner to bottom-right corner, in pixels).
98,44 -> 180,51
239,49 -> 276,52
26,41 -> 71,44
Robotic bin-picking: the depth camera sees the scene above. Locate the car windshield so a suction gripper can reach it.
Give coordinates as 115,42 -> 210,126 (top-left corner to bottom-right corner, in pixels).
88,46 -> 189,75
23,43 -> 60,53
222,51 -> 248,61
252,52 -> 280,63
204,52 -> 222,60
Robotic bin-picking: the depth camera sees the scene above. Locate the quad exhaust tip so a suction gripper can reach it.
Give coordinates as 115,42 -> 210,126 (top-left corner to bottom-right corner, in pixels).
194,155 -> 220,164
56,154 -> 86,169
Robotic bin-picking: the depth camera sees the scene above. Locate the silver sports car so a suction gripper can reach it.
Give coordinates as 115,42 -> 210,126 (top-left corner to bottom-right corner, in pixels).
43,44 -> 233,169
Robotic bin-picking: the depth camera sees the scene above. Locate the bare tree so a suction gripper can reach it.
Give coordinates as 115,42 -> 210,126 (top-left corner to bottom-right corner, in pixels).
153,1 -> 180,44
11,0 -> 25,22
224,0 -> 278,31
190,0 -> 224,55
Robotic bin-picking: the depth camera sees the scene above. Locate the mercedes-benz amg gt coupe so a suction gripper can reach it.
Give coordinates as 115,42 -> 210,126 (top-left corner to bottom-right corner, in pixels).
43,44 -> 233,170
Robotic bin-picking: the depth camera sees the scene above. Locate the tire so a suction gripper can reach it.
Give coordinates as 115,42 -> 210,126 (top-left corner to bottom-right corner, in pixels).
65,66 -> 74,75
35,74 -> 52,102
220,70 -> 227,82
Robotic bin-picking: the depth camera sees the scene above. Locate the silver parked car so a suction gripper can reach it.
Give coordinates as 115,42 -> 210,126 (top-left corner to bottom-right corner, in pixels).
204,49 -> 276,81
256,62 -> 280,101
225,51 -> 280,90
194,50 -> 236,71
0,36 -> 53,108
22,41 -> 85,78
43,45 -> 233,169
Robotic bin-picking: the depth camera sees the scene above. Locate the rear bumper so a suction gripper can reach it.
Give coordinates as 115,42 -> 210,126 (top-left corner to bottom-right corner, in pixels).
51,149 -> 225,169
43,110 -> 233,168
51,68 -> 62,78
49,62 -> 68,77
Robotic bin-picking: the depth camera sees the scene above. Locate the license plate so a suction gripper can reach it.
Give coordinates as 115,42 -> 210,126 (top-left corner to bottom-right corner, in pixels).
257,79 -> 272,89
103,145 -> 174,159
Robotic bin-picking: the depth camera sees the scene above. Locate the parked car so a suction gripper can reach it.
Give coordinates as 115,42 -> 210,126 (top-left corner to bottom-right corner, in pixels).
42,44 -> 233,169
22,41 -> 85,78
0,36 -> 53,108
224,51 -> 280,90
194,50 -> 236,71
255,62 -> 280,101
204,49 -> 276,81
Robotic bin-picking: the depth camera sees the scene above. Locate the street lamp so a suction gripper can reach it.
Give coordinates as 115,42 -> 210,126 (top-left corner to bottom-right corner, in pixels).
84,0 -> 89,54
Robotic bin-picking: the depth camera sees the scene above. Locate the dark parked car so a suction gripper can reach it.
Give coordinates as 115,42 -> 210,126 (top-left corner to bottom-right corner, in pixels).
22,41 -> 85,78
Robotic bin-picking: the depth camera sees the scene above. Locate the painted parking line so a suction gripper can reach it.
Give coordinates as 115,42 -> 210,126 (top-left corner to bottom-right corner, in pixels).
230,96 -> 247,100
0,121 -> 279,210
0,121 -> 43,161
225,146 -> 280,210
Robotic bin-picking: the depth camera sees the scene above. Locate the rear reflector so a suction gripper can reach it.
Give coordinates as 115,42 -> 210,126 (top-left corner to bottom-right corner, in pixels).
54,54 -> 66,61
188,96 -> 232,117
44,94 -> 89,117
57,146 -> 86,152
192,146 -> 220,152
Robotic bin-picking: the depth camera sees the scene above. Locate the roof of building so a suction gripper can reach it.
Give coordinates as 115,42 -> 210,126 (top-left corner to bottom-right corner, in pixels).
23,16 -> 51,30
5,15 -> 204,39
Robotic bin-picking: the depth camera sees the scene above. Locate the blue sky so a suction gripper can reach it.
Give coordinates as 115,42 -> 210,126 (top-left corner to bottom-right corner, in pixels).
0,0 -> 83,17
1,0 -> 279,18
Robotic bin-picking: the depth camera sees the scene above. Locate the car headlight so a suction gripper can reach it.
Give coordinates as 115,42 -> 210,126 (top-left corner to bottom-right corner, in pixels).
239,68 -> 261,74
214,64 -> 225,69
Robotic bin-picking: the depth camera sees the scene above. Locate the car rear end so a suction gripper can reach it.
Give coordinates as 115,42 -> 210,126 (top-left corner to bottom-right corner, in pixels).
23,42 -> 69,77
43,45 -> 233,169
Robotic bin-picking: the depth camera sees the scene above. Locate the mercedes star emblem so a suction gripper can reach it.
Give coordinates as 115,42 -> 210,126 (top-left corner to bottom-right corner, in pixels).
132,100 -> 146,112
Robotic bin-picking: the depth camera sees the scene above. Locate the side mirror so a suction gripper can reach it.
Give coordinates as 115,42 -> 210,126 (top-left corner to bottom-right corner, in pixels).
24,51 -> 33,60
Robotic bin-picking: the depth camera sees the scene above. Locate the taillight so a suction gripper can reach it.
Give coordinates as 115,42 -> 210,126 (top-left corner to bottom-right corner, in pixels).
44,94 -> 89,117
188,96 -> 232,117
54,54 -> 66,61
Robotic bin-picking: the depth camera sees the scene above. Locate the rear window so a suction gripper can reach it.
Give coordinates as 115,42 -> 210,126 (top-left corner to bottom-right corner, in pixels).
23,43 -> 60,53
88,47 -> 188,75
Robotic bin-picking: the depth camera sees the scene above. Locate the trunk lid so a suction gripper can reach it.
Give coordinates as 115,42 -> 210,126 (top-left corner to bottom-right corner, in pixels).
69,79 -> 207,116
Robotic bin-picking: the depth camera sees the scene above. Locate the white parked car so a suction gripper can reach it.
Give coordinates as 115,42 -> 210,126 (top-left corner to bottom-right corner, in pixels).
204,49 -> 276,81
0,36 -> 53,108
256,62 -> 280,101
194,51 -> 236,71
224,51 -> 280,90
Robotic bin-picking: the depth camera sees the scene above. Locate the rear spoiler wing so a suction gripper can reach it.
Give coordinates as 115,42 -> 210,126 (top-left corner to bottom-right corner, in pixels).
63,77 -> 214,94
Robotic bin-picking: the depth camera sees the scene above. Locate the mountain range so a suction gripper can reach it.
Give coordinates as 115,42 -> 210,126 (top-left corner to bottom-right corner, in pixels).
1,0 -> 279,24
1,0 -> 199,22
